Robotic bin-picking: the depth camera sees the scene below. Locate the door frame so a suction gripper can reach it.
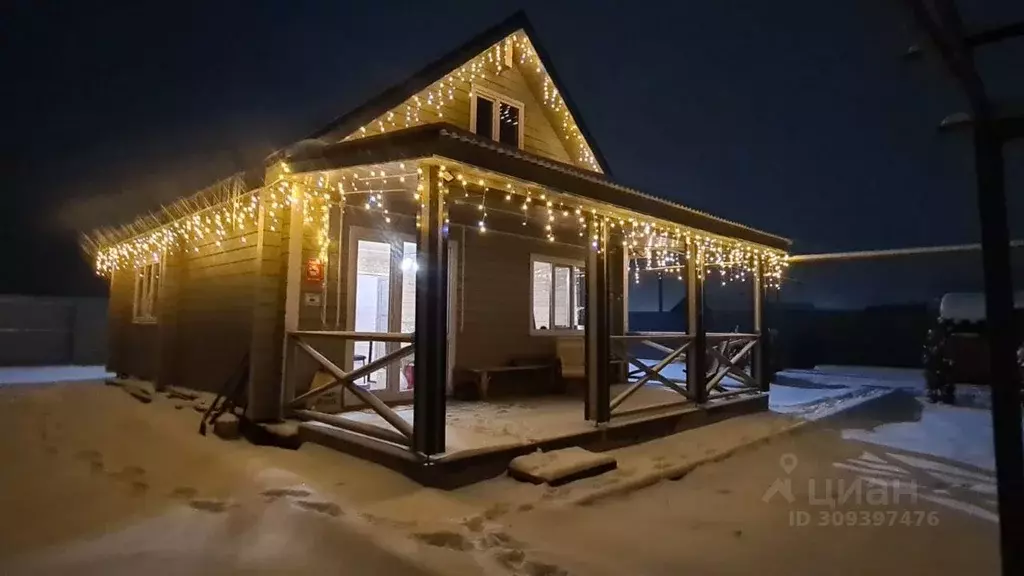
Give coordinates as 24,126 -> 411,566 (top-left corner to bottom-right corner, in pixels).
343,225 -> 459,407
344,226 -> 416,404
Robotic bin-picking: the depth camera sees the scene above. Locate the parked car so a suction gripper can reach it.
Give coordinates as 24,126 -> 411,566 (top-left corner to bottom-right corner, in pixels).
922,292 -> 1024,404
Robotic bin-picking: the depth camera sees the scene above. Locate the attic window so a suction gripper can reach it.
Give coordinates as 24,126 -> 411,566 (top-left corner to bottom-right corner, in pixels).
470,87 -> 523,149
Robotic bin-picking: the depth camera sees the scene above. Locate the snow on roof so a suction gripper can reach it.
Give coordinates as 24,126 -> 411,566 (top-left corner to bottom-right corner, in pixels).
939,292 -> 1024,322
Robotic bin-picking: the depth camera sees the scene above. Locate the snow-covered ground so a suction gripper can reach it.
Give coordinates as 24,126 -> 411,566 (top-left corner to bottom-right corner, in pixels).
0,381 -> 500,575
0,365 -> 1011,575
637,360 -> 896,422
0,365 -> 112,386
774,365 -> 1023,472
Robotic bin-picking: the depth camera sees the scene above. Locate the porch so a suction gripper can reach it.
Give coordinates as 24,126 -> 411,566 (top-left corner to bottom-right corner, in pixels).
298,380 -> 768,488
264,123 -> 789,484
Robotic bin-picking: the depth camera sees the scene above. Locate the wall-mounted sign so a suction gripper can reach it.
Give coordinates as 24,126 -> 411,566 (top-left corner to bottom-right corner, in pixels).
304,259 -> 324,284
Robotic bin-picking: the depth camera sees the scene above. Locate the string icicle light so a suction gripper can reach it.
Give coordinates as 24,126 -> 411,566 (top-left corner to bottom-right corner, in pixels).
340,32 -> 601,173
93,164 -> 788,294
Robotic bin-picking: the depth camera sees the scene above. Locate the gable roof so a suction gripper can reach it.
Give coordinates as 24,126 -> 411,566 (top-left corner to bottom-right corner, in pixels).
297,10 -> 612,176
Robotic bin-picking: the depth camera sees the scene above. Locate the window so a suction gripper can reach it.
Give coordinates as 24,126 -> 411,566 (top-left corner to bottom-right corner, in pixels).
531,256 -> 585,333
470,87 -> 523,148
133,262 -> 161,323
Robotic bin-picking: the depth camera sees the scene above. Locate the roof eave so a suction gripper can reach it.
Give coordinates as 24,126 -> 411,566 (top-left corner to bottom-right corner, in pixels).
285,124 -> 790,251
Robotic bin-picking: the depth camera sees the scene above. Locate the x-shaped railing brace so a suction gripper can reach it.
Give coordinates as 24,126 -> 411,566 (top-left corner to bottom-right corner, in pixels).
287,337 -> 415,440
705,338 -> 758,393
610,341 -> 692,412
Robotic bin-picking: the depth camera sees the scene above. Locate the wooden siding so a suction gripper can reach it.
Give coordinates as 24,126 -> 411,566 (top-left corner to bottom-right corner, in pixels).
248,205 -> 288,420
456,229 -> 586,369
107,267 -> 160,380
350,59 -> 575,166
175,224 -> 261,394
105,207 -> 271,395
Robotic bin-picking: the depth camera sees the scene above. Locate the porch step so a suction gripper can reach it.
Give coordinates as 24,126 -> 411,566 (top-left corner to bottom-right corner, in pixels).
508,447 -> 617,487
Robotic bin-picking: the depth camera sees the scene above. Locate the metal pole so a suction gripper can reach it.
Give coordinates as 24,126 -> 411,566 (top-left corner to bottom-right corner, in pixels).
687,244 -> 707,403
973,118 -> 1024,575
413,165 -> 447,455
903,3 -> 1024,571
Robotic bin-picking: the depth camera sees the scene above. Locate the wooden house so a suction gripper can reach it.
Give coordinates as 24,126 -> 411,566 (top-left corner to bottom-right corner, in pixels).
88,12 -> 791,483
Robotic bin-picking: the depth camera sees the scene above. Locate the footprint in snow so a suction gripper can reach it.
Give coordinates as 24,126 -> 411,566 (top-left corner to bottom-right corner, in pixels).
413,530 -> 472,551
170,486 -> 198,500
293,500 -> 342,517
260,487 -> 312,501
189,499 -> 232,513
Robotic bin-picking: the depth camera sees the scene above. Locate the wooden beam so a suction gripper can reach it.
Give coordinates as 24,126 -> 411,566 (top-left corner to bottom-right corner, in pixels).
753,261 -> 768,391
413,164 -> 447,455
585,222 -> 611,423
686,244 -> 707,403
289,330 -> 414,342
294,409 -> 412,447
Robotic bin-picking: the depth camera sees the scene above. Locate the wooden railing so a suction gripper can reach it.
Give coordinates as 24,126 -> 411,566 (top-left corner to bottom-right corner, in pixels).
284,330 -> 415,447
705,333 -> 760,400
610,333 -> 694,414
608,331 -> 762,418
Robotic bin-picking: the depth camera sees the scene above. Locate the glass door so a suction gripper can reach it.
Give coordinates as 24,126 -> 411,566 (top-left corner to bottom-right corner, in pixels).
347,228 -> 457,404
347,229 -> 417,403
352,239 -> 392,392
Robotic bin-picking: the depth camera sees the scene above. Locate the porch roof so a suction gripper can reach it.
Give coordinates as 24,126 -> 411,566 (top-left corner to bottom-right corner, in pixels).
284,123 -> 792,252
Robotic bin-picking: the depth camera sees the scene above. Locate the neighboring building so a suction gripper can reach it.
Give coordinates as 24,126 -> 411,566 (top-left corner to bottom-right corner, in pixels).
87,12 -> 791,476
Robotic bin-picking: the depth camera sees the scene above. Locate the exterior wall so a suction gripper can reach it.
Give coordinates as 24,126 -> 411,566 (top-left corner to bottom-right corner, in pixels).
174,221 -> 262,394
455,228 -> 586,369
107,268 -> 160,379
106,206 -> 268,395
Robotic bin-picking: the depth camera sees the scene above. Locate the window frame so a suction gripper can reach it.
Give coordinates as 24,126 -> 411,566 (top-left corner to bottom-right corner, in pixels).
132,261 -> 162,324
469,85 -> 525,150
529,253 -> 585,336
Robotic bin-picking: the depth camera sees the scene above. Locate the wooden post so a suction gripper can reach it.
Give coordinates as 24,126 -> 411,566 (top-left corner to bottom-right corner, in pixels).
752,260 -> 768,391
413,165 -> 447,455
686,244 -> 706,403
607,237 -> 627,386
657,275 -> 664,312
248,203 -> 286,422
585,222 -> 610,423
973,115 -> 1024,572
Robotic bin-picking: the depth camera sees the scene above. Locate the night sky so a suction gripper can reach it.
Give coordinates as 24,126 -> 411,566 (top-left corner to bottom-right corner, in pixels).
4,1 -> 1022,308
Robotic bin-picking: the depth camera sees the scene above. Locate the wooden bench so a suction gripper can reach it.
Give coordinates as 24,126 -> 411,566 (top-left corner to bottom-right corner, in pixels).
453,363 -> 557,400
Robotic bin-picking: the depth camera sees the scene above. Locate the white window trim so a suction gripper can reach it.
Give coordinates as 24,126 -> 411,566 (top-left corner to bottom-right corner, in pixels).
132,261 -> 162,324
529,253 -> 585,336
469,85 -> 525,149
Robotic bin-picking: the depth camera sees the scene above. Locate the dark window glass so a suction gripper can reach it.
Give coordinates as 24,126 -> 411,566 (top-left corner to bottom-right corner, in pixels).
498,102 -> 520,147
474,96 -> 494,139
